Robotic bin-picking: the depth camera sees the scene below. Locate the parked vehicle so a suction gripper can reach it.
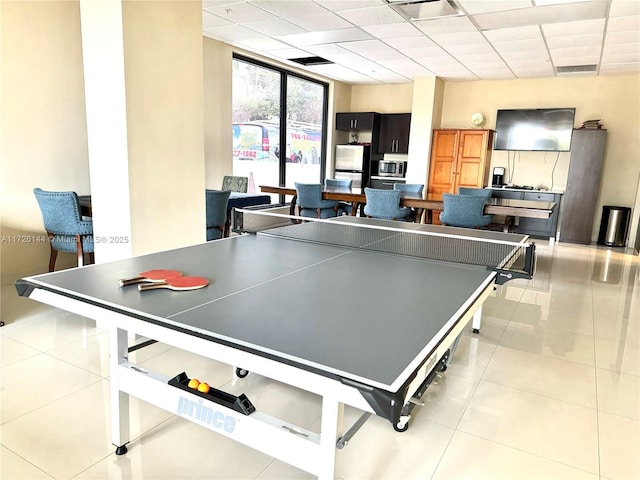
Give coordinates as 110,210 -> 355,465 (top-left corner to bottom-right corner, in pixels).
232,121 -> 321,164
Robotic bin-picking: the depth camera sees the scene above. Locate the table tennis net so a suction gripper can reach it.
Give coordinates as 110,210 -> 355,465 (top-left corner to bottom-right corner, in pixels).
233,209 -> 536,283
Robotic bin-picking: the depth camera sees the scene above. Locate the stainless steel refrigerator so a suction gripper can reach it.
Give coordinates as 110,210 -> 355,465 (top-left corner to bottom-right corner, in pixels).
334,144 -> 371,189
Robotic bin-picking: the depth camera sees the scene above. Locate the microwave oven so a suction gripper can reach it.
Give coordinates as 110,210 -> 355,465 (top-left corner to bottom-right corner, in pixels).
378,160 -> 405,177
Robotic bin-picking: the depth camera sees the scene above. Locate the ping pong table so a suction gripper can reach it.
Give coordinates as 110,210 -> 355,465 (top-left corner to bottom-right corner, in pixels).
15,210 -> 535,479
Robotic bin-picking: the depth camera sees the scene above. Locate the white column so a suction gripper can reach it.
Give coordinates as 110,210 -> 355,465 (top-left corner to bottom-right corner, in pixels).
79,0 -> 132,263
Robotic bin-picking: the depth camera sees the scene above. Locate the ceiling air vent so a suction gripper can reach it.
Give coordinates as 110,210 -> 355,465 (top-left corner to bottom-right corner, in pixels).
289,56 -> 333,66
556,65 -> 598,76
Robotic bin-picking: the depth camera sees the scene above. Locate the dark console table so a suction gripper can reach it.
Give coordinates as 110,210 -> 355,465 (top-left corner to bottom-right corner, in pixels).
489,188 -> 563,243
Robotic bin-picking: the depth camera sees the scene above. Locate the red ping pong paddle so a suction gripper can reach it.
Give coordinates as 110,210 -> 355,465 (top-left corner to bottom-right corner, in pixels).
138,276 -> 209,292
119,269 -> 183,287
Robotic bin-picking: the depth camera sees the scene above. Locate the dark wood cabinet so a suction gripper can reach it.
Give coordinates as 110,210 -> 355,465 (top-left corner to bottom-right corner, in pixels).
335,112 -> 378,131
559,129 -> 607,244
377,113 -> 411,154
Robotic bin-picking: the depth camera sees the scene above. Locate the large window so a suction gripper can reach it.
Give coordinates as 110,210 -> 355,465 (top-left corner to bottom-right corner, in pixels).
232,55 -> 328,196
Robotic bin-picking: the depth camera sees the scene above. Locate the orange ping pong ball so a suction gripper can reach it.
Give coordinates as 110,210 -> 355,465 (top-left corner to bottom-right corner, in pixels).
188,378 -> 200,389
197,382 -> 210,393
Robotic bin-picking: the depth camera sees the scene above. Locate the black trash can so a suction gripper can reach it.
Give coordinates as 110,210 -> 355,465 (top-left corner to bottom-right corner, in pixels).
597,206 -> 631,247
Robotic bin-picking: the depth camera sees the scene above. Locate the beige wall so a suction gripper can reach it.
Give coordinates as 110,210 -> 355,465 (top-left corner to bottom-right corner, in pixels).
122,1 -> 205,255
1,0 -> 207,286
351,74 -> 640,244
350,83 -> 414,113
1,1 -> 90,283
441,75 -> 640,241
203,37 -> 233,189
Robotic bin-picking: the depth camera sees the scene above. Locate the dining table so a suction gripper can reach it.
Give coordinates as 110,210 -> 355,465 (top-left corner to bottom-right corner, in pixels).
259,185 -> 557,239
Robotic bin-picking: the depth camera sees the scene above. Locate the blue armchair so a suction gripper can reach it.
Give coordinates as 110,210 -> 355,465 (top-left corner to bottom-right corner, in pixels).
439,193 -> 493,228
393,183 -> 424,195
295,183 -> 339,219
222,176 -> 248,193
363,188 -> 412,221
33,188 -> 94,271
324,178 -> 353,215
324,178 -> 352,188
206,190 -> 231,240
458,187 -> 492,199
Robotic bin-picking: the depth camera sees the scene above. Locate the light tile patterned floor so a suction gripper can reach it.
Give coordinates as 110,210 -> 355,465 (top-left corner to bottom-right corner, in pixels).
1,242 -> 638,479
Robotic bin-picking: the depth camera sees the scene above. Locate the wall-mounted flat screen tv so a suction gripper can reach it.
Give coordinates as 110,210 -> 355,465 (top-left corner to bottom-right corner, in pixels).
494,108 -> 576,152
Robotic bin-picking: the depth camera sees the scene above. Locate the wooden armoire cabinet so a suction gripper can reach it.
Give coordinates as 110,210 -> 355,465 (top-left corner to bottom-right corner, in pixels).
427,129 -> 494,197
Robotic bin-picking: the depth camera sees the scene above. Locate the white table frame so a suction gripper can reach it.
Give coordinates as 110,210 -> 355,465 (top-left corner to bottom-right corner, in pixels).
26,279 -> 492,479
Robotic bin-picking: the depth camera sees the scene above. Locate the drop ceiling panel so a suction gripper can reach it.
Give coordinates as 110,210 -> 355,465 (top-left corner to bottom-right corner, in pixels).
541,18 -> 605,37
204,2 -> 277,23
600,62 -> 640,74
492,38 -> 547,53
377,58 -> 435,77
252,0 -> 329,19
336,5 -> 405,25
429,31 -> 489,47
473,2 -> 608,31
337,39 -> 400,58
483,25 -> 542,43
457,0 -> 533,15
360,22 -> 422,39
315,0 -> 385,12
609,0 -> 640,17
265,47 -> 314,60
294,13 -> 354,31
203,11 -> 233,29
276,28 -> 372,46
244,19 -> 307,36
444,43 -> 497,56
413,16 -> 478,36
199,0 -> 639,84
546,34 -> 604,49
607,15 -> 640,33
383,36 -> 439,50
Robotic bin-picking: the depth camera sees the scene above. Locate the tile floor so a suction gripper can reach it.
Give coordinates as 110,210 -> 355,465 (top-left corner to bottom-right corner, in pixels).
1,241 -> 638,480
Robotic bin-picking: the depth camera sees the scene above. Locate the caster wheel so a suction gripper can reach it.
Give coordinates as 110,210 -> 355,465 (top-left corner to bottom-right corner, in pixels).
236,367 -> 249,378
472,328 -> 480,334
115,445 -> 128,455
440,364 -> 448,372
393,421 -> 409,433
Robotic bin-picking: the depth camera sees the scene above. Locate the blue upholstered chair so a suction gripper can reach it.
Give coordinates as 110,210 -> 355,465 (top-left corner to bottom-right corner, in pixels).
33,188 -> 94,271
222,176 -> 248,193
324,178 -> 353,215
458,187 -> 492,199
295,183 -> 339,219
393,183 -> 424,195
324,178 -> 352,189
439,193 -> 493,228
363,188 -> 412,221
206,189 -> 231,241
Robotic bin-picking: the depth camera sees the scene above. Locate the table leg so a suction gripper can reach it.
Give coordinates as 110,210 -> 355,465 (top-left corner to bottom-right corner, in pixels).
413,208 -> 424,223
290,195 -> 297,216
109,327 -> 131,454
471,306 -> 483,333
318,395 -> 343,480
426,209 -> 434,224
